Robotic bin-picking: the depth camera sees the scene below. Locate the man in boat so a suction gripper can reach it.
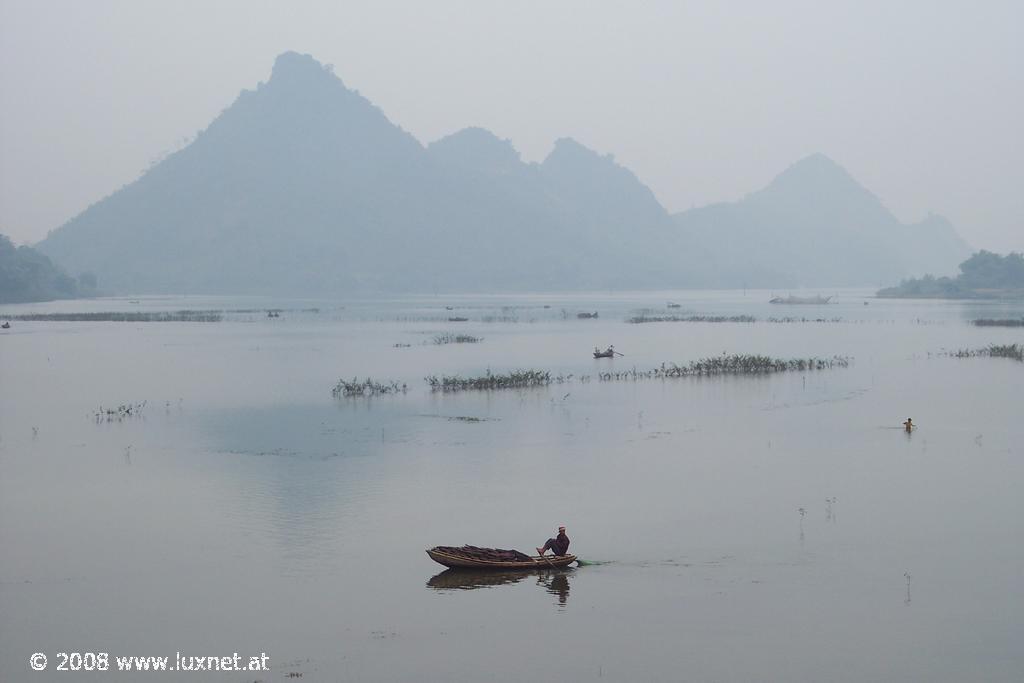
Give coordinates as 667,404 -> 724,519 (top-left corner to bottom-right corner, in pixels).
537,525 -> 570,557
903,418 -> 914,433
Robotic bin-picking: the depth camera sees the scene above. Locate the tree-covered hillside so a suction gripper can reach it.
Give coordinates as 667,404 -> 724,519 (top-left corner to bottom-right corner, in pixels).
0,234 -> 97,303
877,251 -> 1024,299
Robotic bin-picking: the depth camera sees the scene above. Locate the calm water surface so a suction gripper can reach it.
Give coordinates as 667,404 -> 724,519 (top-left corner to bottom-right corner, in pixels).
1,290 -> 1022,682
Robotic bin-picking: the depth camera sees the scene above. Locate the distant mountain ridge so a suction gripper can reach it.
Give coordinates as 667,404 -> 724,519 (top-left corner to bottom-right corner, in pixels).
671,154 -> 970,287
36,51 -> 971,294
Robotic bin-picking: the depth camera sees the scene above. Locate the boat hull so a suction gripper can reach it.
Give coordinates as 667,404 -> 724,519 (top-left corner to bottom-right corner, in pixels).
426,548 -> 577,570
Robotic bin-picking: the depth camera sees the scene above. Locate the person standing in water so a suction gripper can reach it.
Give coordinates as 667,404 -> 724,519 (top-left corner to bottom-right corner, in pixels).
903,418 -> 914,433
537,526 -> 570,557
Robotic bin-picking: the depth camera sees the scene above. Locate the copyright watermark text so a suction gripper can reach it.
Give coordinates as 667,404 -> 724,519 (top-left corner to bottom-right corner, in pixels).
29,651 -> 270,673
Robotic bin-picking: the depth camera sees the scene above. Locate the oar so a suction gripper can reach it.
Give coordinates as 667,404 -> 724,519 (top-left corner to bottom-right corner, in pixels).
613,351 -> 625,357
535,553 -> 556,568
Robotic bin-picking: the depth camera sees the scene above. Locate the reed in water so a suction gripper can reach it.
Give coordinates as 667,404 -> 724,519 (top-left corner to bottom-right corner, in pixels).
332,378 -> 408,397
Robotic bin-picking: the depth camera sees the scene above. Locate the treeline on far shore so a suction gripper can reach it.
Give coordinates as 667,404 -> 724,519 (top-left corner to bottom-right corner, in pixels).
878,250 -> 1024,299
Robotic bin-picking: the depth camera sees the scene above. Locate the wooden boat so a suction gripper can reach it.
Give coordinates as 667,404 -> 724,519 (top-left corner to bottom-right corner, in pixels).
593,349 -> 615,358
427,546 -> 577,570
667,302 -> 681,308
448,316 -> 469,322
1,321 -> 9,329
577,311 -> 598,319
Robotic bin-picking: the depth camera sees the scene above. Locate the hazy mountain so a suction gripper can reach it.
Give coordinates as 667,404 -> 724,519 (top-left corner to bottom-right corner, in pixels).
671,154 -> 972,287
36,52 -> 971,294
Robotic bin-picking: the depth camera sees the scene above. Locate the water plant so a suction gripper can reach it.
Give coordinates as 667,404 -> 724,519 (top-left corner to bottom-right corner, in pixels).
766,316 -> 843,323
420,354 -> 848,393
627,314 -> 756,324
597,354 -> 849,381
432,333 -> 482,345
94,401 -> 147,422
625,313 -> 843,324
332,378 -> 407,397
947,343 -> 1023,362
8,311 -> 223,322
425,369 -> 568,392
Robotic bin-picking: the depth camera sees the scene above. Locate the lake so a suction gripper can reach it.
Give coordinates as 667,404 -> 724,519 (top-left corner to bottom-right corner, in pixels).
1,289 -> 1022,682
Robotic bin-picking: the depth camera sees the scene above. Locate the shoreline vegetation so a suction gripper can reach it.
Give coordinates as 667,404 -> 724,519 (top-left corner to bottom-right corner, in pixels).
878,250 -> 1024,300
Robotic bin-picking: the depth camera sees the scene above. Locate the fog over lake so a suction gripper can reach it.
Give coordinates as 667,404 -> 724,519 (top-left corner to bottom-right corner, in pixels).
2,291 -> 1021,682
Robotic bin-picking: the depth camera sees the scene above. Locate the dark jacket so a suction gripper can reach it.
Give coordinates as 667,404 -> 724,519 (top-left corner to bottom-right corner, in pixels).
551,532 -> 570,556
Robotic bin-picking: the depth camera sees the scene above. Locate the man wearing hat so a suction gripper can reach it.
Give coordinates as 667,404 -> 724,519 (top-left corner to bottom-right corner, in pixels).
537,525 -> 570,557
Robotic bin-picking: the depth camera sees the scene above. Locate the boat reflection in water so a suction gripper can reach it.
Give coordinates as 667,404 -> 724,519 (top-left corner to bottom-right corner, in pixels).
427,568 -> 573,606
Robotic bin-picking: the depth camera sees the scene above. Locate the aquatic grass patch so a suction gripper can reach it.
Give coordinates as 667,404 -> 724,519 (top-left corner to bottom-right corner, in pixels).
332,377 -> 408,397
947,343 -> 1023,362
972,318 -> 1024,327
425,369 -> 572,392
432,332 -> 483,345
6,310 -> 224,322
766,316 -> 843,323
2,307 -> 324,323
626,313 -> 842,324
423,355 -> 849,392
597,355 -> 850,381
93,401 -> 147,422
628,314 -> 756,324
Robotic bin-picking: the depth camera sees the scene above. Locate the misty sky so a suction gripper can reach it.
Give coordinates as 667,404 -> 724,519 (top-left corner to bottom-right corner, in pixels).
1,0 -> 1020,252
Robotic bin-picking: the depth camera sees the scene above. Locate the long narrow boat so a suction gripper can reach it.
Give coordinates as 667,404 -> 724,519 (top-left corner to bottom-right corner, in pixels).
593,350 -> 614,358
427,546 -> 577,570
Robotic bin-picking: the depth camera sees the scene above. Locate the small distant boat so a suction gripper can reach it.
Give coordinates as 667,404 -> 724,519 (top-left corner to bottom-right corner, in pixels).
427,546 -> 577,570
667,302 -> 681,308
593,347 -> 615,358
448,316 -> 469,322
1,321 -> 9,329
445,306 -> 454,310
577,311 -> 598,319
769,295 -> 832,305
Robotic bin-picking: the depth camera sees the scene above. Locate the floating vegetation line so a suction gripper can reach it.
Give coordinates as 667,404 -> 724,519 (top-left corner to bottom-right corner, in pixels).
2,307 -> 322,323
433,333 -> 482,345
972,318 -> 1024,328
425,369 -> 571,392
947,344 -> 1023,362
766,317 -> 843,323
597,355 -> 850,381
332,377 -> 408,397
424,355 -> 849,392
7,311 -> 223,322
628,314 -> 756,324
628,313 -> 842,324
